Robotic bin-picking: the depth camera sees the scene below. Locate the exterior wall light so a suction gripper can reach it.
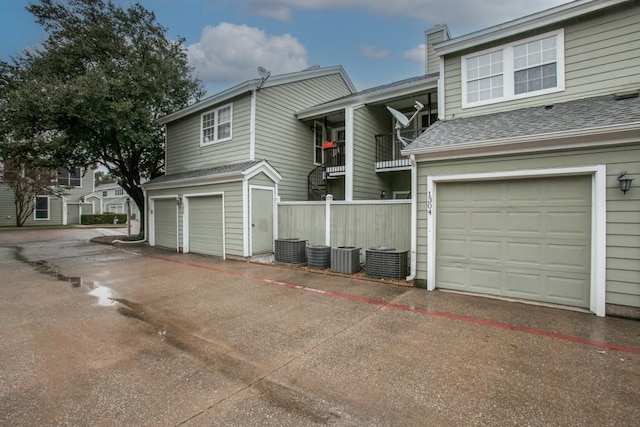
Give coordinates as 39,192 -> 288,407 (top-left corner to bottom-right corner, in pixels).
617,171 -> 633,194
380,190 -> 386,199
176,195 -> 182,206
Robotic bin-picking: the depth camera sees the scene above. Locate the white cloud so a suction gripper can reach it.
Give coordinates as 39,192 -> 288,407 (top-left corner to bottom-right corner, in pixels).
245,0 -> 570,28
187,22 -> 309,87
361,45 -> 389,59
404,44 -> 424,63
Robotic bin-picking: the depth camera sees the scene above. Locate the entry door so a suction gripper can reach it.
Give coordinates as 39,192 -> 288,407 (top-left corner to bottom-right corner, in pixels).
251,188 -> 273,254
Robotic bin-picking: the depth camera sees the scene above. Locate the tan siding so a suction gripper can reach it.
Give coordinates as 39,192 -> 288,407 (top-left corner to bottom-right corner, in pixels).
166,95 -> 252,174
416,143 -> 640,308
147,181 -> 245,257
426,30 -> 445,75
249,173 -> 275,188
444,3 -> 640,119
255,73 -> 353,201
352,107 -> 388,200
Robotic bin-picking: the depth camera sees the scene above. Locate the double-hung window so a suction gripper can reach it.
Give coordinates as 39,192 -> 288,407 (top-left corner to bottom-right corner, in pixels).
201,103 -> 233,145
462,29 -> 564,108
115,188 -> 124,196
57,167 -> 82,187
34,196 -> 49,220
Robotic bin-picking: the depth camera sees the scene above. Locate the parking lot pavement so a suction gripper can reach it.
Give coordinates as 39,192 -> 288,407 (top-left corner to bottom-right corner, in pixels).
1,228 -> 639,426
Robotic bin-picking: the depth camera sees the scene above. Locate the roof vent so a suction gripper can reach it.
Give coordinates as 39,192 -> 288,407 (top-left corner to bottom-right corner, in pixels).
614,90 -> 639,100
544,104 -> 554,110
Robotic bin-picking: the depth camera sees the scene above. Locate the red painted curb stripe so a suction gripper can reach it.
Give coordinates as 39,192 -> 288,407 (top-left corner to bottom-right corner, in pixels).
148,255 -> 640,355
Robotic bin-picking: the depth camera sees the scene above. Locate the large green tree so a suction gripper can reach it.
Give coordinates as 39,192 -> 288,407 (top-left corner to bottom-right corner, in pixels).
0,0 -> 205,236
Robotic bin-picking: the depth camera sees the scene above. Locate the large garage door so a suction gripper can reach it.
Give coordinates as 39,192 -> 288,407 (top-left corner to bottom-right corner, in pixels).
436,175 -> 591,308
154,199 -> 177,250
188,196 -> 223,257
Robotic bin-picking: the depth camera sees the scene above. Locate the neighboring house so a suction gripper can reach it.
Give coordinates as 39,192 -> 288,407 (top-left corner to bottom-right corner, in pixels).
83,183 -> 141,219
0,167 -> 95,226
142,66 -> 356,258
403,0 -> 640,317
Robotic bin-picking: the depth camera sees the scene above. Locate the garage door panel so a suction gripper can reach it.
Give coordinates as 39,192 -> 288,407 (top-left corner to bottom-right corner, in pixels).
471,212 -> 502,232
436,176 -> 591,308
439,238 -> 469,260
546,275 -> 589,307
470,268 -> 501,292
438,265 -> 467,289
506,180 -> 542,201
547,244 -> 589,270
439,211 -> 467,232
505,272 -> 542,297
506,212 -> 542,234
472,183 -> 501,203
505,242 -> 541,266
470,240 -> 501,262
547,212 -> 590,237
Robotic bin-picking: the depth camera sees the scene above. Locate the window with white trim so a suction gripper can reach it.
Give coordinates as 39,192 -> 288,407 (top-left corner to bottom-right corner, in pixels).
57,167 -> 82,187
34,196 -> 49,220
201,103 -> 233,145
115,188 -> 124,196
313,121 -> 326,165
462,29 -> 564,108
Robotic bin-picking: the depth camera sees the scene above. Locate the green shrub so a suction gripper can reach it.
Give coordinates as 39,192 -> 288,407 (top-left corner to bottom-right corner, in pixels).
81,214 -> 128,225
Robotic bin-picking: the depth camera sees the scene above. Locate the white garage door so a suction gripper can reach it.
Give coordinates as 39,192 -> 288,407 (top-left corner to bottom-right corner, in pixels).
154,199 -> 177,250
436,175 -> 591,308
188,196 -> 223,257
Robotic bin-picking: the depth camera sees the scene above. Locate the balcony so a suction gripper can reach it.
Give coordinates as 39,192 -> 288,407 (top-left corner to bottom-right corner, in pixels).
323,141 -> 345,175
375,128 -> 426,171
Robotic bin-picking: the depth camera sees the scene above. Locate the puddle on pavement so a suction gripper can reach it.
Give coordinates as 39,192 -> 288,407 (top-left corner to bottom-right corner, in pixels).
12,246 -> 116,306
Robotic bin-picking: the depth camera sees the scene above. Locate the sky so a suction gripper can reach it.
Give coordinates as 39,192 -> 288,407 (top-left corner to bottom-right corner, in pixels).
0,0 -> 571,96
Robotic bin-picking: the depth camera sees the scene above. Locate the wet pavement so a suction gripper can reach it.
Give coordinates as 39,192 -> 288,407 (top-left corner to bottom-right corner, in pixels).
1,228 -> 639,426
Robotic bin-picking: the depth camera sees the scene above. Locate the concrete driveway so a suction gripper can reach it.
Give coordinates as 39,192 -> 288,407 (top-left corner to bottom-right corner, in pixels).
1,228 -> 639,426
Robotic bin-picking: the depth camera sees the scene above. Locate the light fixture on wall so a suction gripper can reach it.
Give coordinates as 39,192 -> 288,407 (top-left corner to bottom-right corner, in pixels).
380,190 -> 386,199
617,171 -> 633,194
176,195 -> 182,206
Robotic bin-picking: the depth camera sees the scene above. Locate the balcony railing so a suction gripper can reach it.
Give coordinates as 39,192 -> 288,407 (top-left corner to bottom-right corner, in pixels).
375,128 -> 426,170
323,141 -> 345,174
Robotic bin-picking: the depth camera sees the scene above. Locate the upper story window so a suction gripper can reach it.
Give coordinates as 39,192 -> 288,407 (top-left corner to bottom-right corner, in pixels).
115,188 -> 124,196
201,103 -> 233,146
462,29 -> 564,108
34,196 -> 49,220
102,190 -> 108,197
57,167 -> 82,187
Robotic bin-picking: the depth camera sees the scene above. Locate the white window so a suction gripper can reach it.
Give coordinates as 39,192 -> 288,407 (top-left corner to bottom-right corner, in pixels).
34,196 -> 49,220
462,29 -> 564,108
115,188 -> 124,196
313,121 -> 327,165
57,167 -> 82,187
201,103 -> 233,145
102,190 -> 108,197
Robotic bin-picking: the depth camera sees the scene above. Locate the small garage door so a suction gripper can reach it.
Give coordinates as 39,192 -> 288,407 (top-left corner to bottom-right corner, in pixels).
188,196 -> 223,257
436,175 -> 591,308
154,199 -> 177,250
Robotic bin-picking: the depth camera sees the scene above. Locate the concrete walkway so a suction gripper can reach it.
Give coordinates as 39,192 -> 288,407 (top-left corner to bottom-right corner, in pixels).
1,228 -> 639,426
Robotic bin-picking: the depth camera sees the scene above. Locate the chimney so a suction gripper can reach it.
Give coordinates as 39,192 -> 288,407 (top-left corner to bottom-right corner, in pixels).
424,24 -> 450,75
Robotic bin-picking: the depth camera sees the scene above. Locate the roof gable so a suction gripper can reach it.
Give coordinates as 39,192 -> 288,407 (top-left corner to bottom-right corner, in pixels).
158,66 -> 355,125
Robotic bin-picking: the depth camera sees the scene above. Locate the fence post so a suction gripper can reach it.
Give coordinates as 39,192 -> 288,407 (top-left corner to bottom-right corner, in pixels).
325,194 -> 332,246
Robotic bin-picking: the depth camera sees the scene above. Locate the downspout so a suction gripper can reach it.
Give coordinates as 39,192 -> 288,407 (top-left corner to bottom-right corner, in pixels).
249,89 -> 257,161
406,154 -> 417,281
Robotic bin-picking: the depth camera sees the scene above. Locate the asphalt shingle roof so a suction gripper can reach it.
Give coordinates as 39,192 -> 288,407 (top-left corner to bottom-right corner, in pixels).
145,160 -> 263,185
405,92 -> 640,151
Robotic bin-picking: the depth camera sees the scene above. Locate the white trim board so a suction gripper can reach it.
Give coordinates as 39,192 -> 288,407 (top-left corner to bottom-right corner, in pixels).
426,165 -> 606,316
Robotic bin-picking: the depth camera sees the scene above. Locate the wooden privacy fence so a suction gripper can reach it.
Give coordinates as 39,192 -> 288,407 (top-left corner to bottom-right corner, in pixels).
277,198 -> 411,255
